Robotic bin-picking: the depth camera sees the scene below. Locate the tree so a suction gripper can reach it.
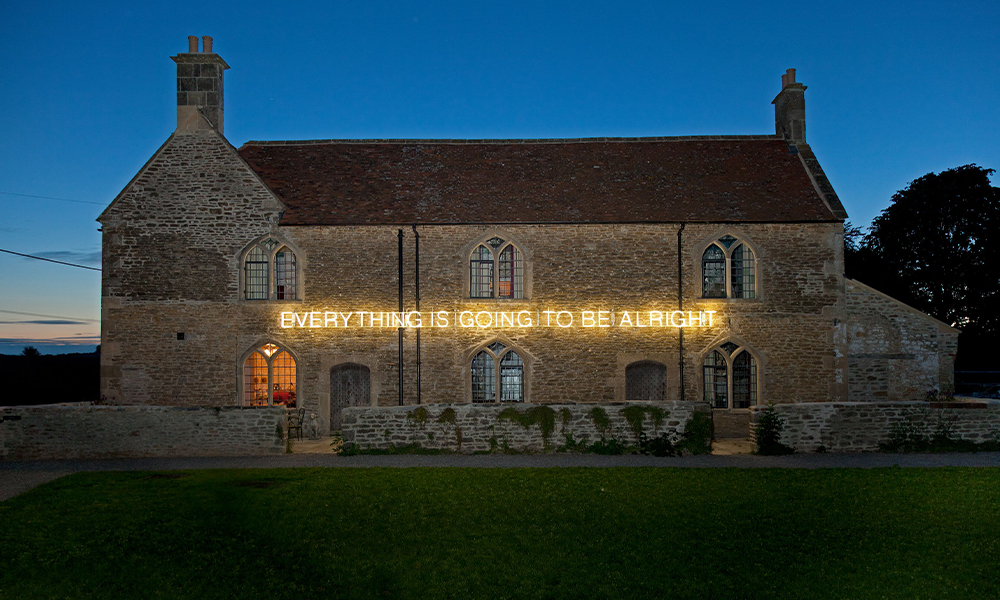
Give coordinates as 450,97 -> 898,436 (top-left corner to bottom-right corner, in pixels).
849,164 -> 999,369
21,346 -> 41,357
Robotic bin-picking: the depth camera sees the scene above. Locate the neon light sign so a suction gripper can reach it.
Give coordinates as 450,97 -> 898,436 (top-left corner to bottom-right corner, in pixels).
279,309 -> 717,329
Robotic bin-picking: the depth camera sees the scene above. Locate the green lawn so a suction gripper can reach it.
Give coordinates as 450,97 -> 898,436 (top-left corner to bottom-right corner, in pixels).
1,468 -> 998,599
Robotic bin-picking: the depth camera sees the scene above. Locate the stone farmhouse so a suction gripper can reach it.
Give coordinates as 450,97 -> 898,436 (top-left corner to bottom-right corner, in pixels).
65,35 -> 966,455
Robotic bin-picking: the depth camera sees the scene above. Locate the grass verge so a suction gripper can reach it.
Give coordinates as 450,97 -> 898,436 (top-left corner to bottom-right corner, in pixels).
1,468 -> 998,599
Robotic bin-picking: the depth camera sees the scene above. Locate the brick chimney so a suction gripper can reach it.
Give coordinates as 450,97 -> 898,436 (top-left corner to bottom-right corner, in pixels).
171,36 -> 230,133
771,68 -> 806,144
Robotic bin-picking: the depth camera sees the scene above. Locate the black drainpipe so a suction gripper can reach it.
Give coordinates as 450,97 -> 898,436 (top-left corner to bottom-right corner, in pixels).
412,224 -> 421,405
397,229 -> 404,406
677,223 -> 685,402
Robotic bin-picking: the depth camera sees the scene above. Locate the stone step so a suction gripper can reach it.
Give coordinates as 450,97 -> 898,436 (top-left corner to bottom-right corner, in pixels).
712,410 -> 752,439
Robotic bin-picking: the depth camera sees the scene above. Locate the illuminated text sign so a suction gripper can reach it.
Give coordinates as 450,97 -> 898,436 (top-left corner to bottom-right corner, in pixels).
279,309 -> 717,329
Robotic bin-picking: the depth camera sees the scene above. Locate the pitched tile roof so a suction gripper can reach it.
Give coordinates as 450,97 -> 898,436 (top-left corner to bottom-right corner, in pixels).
236,136 -> 847,225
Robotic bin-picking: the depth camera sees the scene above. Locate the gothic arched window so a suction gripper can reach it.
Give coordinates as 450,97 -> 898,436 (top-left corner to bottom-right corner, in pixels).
471,341 -> 524,402
243,343 -> 297,407
469,237 -> 523,299
703,342 -> 758,409
701,235 -> 757,299
242,237 -> 300,301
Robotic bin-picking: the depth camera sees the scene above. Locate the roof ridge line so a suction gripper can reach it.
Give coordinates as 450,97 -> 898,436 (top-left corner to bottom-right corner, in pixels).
239,135 -> 782,148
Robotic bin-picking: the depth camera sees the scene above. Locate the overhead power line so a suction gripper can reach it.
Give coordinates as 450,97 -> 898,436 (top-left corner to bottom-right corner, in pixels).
0,191 -> 105,206
0,248 -> 102,271
0,309 -> 100,323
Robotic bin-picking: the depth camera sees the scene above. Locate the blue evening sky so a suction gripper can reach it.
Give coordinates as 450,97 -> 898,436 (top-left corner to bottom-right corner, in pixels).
1,0 -> 997,354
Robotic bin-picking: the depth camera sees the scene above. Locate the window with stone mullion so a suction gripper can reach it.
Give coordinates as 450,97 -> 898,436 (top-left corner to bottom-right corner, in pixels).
244,247 -> 269,300
702,245 -> 726,298
730,244 -> 756,299
471,351 -> 496,402
703,350 -> 728,408
499,351 -> 524,402
470,245 -> 494,298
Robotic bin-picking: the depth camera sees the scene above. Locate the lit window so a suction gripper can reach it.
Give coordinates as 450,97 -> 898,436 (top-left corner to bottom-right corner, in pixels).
701,236 -> 757,299
703,344 -> 757,409
242,238 -> 300,300
471,342 -> 524,403
243,343 -> 297,407
469,237 -> 523,299
625,361 -> 667,401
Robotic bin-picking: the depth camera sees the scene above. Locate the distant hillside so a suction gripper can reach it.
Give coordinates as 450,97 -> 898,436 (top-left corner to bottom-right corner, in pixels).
0,352 -> 100,406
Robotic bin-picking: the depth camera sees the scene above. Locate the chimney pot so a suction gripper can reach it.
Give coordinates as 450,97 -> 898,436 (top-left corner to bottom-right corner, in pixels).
188,36 -> 199,53
781,73 -> 788,88
202,36 -> 213,54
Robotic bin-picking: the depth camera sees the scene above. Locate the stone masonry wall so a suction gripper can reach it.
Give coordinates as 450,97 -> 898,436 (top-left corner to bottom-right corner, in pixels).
102,195 -> 848,433
0,405 -> 286,460
751,401 -> 999,452
843,279 -> 959,401
341,402 -> 710,453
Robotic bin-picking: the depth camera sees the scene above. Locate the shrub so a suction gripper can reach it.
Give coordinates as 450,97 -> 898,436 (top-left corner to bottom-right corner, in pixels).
754,403 -> 794,455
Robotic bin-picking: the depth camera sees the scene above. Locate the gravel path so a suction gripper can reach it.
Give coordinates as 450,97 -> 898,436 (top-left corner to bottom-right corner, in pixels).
3,452 -> 1000,502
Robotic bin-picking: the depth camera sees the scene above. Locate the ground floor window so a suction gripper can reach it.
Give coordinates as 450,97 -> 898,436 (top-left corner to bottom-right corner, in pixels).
243,343 -> 297,407
703,342 -> 757,409
472,341 -> 524,403
625,361 -> 667,401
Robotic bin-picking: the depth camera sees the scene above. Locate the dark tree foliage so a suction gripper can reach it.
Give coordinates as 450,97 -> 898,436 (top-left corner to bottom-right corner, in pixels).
846,165 -> 999,369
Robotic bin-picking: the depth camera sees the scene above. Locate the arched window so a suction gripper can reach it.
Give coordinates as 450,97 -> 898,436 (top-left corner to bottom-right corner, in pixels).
243,343 -> 297,407
243,237 -> 300,300
625,361 -> 667,401
471,341 -> 524,403
703,342 -> 757,409
469,237 -> 523,299
701,235 -> 757,299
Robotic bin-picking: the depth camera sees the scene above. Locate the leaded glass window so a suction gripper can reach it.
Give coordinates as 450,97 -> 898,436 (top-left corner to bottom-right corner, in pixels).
469,239 -> 524,299
243,343 -> 297,407
243,238 -> 299,301
702,245 -> 726,298
275,248 -> 297,300
500,351 -> 524,402
244,247 -> 269,300
700,235 -> 757,299
470,245 -> 494,298
471,351 -> 495,402
625,361 -> 667,401
732,351 -> 757,409
497,245 -> 523,299
703,350 -> 728,408
730,243 -> 756,299
704,344 -> 759,409
472,342 -> 526,403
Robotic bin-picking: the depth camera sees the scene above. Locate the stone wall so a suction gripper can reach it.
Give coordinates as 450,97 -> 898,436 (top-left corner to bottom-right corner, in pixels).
843,278 -> 958,401
751,401 -> 999,452
341,402 -> 710,453
0,405 -> 286,460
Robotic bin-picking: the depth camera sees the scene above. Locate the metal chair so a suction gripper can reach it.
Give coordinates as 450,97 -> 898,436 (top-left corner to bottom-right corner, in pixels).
287,407 -> 305,441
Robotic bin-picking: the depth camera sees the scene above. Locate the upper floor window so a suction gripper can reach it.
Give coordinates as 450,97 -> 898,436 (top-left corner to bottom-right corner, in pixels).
470,237 -> 523,299
243,237 -> 299,301
702,234 -> 756,299
471,341 -> 524,403
703,341 -> 758,409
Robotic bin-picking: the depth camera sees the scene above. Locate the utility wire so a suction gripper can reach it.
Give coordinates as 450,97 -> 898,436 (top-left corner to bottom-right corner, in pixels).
0,191 -> 105,206
0,309 -> 100,323
0,248 -> 102,271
